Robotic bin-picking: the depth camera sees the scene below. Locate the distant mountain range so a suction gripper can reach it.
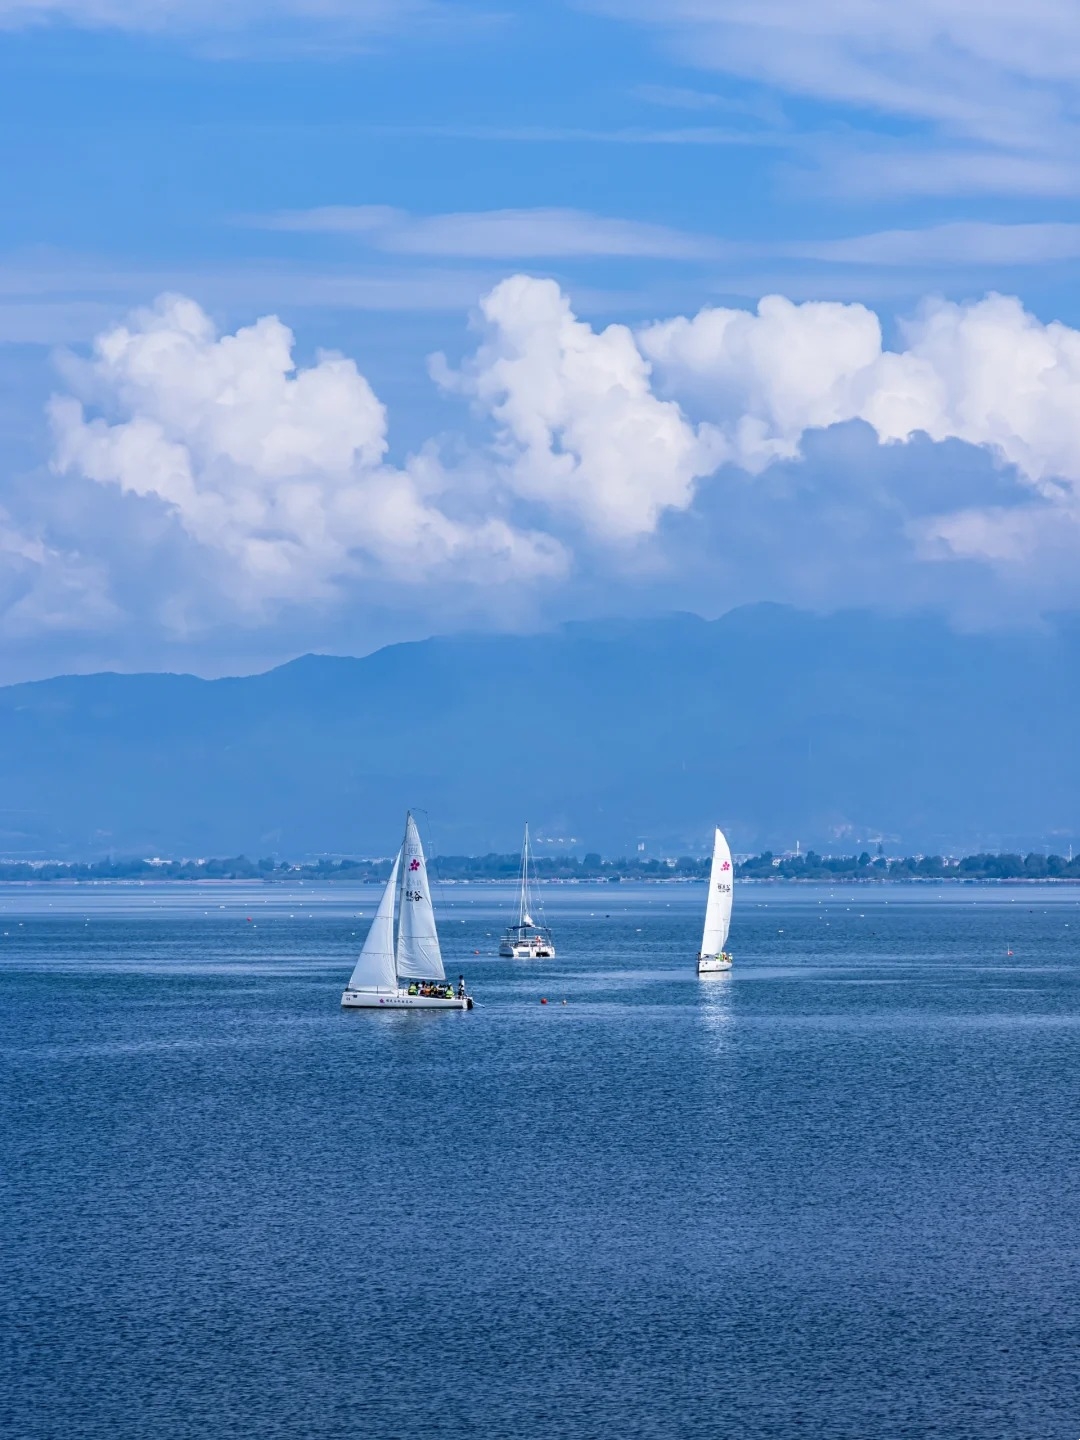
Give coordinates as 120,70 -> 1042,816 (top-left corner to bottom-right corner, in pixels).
0,604 -> 1077,860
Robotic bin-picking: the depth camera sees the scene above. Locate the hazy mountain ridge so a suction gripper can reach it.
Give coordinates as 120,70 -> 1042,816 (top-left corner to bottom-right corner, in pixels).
0,604 -> 1077,859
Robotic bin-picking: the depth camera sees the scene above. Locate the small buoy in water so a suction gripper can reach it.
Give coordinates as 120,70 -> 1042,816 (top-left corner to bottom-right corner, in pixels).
246,917 -> 252,922
540,997 -> 548,1005
561,999 -> 567,1005
1007,949 -> 1014,956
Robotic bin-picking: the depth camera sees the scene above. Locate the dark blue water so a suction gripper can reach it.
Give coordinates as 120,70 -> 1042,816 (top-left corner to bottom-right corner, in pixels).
2,882 -> 1078,1439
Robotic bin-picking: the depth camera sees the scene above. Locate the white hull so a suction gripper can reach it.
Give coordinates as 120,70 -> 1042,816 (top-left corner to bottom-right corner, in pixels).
499,939 -> 555,958
341,988 -> 473,1010
697,954 -> 733,974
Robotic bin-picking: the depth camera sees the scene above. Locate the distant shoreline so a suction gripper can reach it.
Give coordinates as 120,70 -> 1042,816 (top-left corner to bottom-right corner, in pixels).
0,846 -> 1075,885
1,874 -> 1078,888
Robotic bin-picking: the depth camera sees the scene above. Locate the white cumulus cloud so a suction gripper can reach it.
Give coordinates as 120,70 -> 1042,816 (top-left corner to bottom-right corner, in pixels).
49,293 -> 566,614
433,274 -> 722,540
35,276 -> 1080,648
641,290 -> 1080,558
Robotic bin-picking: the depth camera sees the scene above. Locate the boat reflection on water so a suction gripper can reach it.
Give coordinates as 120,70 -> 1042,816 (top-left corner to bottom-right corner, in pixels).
697,964 -> 734,1052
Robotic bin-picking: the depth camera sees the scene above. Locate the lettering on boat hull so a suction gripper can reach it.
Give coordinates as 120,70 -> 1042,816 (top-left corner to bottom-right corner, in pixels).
341,989 -> 472,1010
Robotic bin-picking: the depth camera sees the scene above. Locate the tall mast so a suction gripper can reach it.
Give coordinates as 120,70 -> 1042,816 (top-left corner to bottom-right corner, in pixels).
520,822 -> 530,926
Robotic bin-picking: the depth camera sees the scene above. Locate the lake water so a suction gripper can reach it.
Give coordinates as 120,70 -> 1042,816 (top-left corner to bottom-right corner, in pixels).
2,882 -> 1078,1439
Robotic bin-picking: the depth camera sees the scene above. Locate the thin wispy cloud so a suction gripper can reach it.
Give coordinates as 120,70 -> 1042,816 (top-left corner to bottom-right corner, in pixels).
253,207 -> 1080,275
0,300 -> 118,345
0,252 -> 528,327
364,122 -> 783,147
591,0 -> 1080,142
632,83 -> 788,126
255,206 -> 726,261
590,0 -> 1080,197
807,144 -> 1080,200
789,222 -> 1080,268
0,0 -> 452,37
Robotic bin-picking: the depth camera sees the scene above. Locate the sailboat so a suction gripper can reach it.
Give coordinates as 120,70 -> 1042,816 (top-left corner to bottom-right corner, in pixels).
697,827 -> 734,974
341,812 -> 473,1010
498,823 -> 555,958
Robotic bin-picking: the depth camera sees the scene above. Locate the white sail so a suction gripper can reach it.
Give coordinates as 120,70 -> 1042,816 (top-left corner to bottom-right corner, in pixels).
345,854 -> 401,992
701,828 -> 734,957
518,823 -> 533,926
396,813 -> 446,982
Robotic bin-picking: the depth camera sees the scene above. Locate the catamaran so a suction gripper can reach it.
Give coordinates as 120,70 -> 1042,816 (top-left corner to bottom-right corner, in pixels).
697,827 -> 734,973
498,822 -> 555,958
341,812 -> 473,1010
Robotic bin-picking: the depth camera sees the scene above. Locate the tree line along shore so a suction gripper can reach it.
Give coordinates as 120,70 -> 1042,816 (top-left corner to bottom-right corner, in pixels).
0,850 -> 1077,883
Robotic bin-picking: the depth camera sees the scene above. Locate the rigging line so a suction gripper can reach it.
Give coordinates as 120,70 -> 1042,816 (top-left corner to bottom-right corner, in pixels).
519,820 -> 530,927
526,822 -> 551,934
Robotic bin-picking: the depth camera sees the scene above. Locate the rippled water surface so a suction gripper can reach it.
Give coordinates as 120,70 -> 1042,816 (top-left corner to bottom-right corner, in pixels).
3,882 -> 1079,1439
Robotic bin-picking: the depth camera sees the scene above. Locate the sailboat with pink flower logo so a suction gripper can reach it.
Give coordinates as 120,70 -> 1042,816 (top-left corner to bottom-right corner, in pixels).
697,828 -> 734,974
341,812 -> 473,1010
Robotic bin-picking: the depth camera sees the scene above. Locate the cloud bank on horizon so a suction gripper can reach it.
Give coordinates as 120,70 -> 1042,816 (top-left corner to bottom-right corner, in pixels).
3,0 -> 1080,674
7,275 -> 1074,651
49,293 -> 565,619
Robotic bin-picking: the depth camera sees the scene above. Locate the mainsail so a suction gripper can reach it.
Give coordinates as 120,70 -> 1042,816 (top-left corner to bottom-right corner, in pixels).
700,828 -> 733,957
346,854 -> 401,992
518,823 -> 535,927
396,813 -> 446,982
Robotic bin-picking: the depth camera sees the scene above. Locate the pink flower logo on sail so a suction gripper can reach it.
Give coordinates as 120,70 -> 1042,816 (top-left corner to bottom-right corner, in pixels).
721,861 -> 731,871
410,859 -> 421,871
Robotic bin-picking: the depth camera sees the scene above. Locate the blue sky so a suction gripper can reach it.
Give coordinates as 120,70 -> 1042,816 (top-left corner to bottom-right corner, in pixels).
3,0 -> 1080,679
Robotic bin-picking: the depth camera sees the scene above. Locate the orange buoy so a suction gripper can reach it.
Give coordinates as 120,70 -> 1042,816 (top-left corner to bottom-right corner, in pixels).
540,997 -> 548,1005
